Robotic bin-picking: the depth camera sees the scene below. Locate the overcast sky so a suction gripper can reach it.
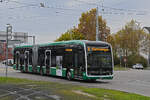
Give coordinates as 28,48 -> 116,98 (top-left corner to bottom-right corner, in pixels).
0,0 -> 150,43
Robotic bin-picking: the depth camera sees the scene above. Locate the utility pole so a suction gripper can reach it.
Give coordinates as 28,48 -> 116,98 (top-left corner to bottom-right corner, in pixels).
6,24 -> 12,77
32,35 -> 36,72
6,26 -> 8,77
33,36 -> 35,45
96,6 -> 99,41
69,30 -> 73,40
96,0 -> 104,41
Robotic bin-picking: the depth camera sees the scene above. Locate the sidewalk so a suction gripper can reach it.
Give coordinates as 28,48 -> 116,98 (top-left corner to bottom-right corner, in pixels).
0,62 -> 6,68
0,63 -> 15,74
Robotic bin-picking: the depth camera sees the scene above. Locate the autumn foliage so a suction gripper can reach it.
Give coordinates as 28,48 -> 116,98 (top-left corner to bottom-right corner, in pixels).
56,8 -> 110,41
107,20 -> 150,67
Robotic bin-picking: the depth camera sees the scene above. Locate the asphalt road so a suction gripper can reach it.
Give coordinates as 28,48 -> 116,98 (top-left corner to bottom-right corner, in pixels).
0,63 -> 150,97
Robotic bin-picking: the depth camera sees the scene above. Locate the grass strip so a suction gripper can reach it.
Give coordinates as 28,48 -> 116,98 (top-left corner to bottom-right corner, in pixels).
0,77 -> 150,100
114,65 -> 130,71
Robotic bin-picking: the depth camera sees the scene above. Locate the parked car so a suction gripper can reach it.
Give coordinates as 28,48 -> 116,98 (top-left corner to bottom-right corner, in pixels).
132,64 -> 143,69
2,59 -> 13,66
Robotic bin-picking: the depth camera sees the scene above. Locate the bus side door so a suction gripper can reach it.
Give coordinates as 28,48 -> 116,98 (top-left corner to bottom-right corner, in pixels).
56,56 -> 63,76
74,50 -> 84,77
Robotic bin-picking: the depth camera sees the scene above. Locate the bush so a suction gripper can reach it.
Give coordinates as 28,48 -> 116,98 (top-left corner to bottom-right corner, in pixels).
113,54 -> 120,65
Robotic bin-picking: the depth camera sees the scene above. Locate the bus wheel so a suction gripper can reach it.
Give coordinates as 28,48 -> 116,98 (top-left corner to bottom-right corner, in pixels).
90,79 -> 97,82
67,71 -> 72,81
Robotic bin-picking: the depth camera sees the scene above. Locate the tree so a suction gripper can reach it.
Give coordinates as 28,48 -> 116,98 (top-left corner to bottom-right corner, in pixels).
78,8 -> 110,41
56,8 -> 110,42
55,28 -> 85,42
107,20 -> 150,67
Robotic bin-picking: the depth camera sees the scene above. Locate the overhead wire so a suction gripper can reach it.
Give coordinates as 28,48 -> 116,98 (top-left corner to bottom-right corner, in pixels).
4,0 -> 84,12
1,0 -> 148,16
1,0 -> 149,14
72,0 -> 98,6
0,0 -> 148,21
72,0 -> 148,15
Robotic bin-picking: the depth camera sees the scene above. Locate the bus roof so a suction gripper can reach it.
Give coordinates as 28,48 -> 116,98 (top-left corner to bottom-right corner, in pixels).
39,40 -> 85,47
15,45 -> 33,48
14,40 -> 110,49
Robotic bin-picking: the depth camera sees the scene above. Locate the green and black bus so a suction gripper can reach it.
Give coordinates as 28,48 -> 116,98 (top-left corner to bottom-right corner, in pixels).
13,40 -> 114,81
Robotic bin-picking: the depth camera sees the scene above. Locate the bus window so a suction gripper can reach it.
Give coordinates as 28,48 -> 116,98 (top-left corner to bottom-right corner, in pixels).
45,50 -> 51,67
38,54 -> 45,66
20,54 -> 24,65
65,54 -> 73,67
74,53 -> 78,67
78,51 -> 84,67
29,51 -> 32,65
51,56 -> 56,67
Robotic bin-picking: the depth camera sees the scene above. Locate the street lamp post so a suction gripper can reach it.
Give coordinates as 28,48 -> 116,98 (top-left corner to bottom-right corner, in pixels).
33,36 -> 35,45
96,6 -> 99,41
5,24 -> 35,77
6,24 -> 12,77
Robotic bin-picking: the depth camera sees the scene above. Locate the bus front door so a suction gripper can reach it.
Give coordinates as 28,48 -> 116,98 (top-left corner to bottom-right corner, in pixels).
56,56 -> 63,76
74,53 -> 82,77
45,50 -> 51,75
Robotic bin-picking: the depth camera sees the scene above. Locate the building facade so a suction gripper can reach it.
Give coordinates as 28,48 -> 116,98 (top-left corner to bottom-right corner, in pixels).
0,31 -> 28,61
0,42 -> 13,61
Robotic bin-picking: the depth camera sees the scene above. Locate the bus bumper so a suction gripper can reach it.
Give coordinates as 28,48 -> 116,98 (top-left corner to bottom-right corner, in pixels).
82,72 -> 113,80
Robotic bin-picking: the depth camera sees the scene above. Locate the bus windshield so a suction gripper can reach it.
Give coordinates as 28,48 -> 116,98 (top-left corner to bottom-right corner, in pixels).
87,52 -> 112,68
87,45 -> 113,75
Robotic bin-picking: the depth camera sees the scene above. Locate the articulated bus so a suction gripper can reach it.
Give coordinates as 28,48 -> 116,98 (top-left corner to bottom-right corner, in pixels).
13,40 -> 114,81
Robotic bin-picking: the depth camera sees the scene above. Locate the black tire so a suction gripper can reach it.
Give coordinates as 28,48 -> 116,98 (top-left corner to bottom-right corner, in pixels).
90,79 -> 97,82
67,71 -> 72,81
